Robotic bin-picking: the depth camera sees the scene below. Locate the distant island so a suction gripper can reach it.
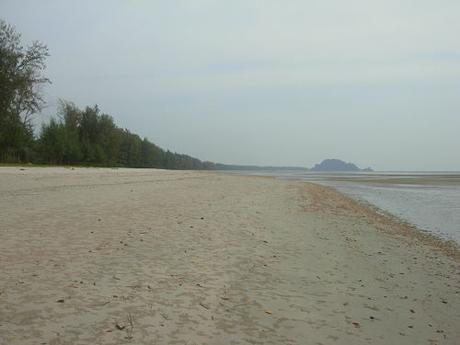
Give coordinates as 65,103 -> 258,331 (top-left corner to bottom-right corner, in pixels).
311,159 -> 373,172
215,159 -> 373,172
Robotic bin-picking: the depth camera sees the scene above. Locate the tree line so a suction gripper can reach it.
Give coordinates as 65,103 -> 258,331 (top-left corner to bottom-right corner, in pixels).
38,101 -> 215,169
0,19 -> 214,169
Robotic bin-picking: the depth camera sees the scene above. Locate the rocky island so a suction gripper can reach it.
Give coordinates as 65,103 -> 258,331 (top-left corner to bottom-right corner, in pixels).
311,159 -> 373,172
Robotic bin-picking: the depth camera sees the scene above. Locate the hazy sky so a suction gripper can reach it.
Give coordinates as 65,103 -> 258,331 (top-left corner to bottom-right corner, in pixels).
2,0 -> 459,170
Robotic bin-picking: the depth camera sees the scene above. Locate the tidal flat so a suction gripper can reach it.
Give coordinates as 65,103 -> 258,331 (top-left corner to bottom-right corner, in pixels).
294,172 -> 460,245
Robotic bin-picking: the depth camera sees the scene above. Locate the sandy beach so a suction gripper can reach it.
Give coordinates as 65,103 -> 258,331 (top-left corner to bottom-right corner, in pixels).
0,167 -> 458,345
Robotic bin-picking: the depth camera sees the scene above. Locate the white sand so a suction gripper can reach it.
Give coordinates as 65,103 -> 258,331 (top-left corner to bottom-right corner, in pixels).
0,167 -> 458,344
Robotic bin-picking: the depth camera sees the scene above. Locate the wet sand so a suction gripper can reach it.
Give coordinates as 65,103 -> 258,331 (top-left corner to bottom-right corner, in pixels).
316,174 -> 460,186
0,167 -> 458,344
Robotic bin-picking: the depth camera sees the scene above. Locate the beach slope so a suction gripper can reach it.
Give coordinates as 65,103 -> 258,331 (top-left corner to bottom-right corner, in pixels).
0,167 -> 458,344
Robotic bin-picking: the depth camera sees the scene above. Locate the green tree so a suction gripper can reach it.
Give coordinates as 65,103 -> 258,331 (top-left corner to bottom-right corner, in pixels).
0,20 -> 50,162
38,100 -> 214,170
38,103 -> 83,165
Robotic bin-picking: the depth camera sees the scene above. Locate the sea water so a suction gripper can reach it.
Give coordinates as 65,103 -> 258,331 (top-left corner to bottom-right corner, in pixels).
317,177 -> 460,244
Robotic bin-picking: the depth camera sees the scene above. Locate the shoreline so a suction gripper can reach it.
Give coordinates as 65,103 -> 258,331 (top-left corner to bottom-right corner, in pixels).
300,181 -> 460,262
1,167 -> 459,344
224,169 -> 460,254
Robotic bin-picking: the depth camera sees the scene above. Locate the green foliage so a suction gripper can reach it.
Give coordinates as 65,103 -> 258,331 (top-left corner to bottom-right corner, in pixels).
36,101 -> 212,169
0,20 -> 50,162
0,20 -> 213,170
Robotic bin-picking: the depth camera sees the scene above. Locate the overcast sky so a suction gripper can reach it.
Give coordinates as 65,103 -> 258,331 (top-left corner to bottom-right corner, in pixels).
2,0 -> 459,170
